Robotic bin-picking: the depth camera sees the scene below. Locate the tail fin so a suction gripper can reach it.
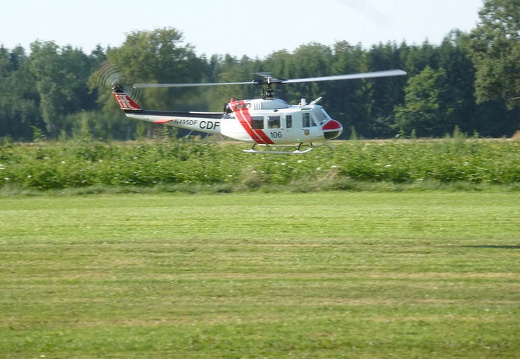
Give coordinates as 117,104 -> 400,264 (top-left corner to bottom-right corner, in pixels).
112,84 -> 142,111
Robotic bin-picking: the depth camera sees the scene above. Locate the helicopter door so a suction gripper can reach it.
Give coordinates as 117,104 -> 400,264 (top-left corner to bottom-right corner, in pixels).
301,111 -> 319,139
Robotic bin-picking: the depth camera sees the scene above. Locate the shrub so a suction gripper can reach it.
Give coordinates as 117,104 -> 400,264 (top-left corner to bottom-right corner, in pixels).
0,139 -> 518,192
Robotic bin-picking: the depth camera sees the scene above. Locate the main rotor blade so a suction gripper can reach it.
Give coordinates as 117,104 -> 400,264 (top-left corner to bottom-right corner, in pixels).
133,69 -> 406,89
133,81 -> 256,89
282,69 -> 407,84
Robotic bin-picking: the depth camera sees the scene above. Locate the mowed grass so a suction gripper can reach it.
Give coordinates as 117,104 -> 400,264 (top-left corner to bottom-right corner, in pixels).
1,192 -> 519,358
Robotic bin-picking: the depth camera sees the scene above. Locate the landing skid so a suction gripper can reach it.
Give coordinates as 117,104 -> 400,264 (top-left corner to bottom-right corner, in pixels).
243,148 -> 313,154
243,143 -> 314,154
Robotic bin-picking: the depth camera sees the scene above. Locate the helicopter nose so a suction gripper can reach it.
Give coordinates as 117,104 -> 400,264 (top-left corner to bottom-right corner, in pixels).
322,119 -> 343,140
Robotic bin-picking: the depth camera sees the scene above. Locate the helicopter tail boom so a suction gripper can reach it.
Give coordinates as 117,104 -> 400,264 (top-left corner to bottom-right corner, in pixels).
111,84 -> 224,134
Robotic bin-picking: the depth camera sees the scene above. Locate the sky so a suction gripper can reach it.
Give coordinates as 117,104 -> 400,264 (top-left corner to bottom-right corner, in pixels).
1,0 -> 484,58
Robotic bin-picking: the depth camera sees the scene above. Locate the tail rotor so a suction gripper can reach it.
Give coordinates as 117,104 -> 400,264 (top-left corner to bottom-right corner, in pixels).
95,62 -> 142,103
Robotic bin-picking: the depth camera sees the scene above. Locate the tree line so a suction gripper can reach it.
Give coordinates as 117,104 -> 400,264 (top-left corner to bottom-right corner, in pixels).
1,0 -> 519,141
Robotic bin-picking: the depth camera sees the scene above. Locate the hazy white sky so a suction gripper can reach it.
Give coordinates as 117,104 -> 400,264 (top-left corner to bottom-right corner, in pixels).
1,0 -> 483,58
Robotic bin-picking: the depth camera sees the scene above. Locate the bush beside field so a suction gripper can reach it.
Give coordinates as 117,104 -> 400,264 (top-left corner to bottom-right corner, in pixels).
0,138 -> 519,192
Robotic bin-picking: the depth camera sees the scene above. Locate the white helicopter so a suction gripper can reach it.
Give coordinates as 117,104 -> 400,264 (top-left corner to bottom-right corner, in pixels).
112,69 -> 406,153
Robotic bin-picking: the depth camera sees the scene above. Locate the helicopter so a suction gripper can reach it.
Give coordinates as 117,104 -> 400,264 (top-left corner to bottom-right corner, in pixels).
112,69 -> 407,153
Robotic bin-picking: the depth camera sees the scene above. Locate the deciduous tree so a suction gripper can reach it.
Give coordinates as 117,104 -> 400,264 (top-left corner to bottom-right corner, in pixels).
469,0 -> 520,107
395,67 -> 453,137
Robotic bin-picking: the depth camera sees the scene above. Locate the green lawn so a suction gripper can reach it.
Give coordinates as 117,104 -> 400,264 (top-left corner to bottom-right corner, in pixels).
1,192 -> 519,358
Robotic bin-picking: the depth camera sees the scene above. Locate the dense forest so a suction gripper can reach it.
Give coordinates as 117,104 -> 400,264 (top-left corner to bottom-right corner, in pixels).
0,0 -> 519,141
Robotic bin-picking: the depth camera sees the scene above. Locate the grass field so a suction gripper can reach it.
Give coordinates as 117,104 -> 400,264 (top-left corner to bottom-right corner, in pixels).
1,191 -> 519,358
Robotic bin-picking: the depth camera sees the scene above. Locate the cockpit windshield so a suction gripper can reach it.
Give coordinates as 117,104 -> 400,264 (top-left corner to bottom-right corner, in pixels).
312,108 -> 329,124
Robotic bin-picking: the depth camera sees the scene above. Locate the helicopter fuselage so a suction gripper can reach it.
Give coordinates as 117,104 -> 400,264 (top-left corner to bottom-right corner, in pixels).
222,98 -> 342,144
118,94 -> 343,145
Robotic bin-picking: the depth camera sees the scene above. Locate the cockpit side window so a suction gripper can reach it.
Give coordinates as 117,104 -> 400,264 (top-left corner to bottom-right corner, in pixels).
303,112 -> 315,127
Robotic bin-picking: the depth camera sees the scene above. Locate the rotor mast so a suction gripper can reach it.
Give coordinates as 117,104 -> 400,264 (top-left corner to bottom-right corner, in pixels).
259,75 -> 283,100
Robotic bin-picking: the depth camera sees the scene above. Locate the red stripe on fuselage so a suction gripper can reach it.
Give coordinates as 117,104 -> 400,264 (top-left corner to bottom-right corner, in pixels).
232,100 -> 274,145
234,107 -> 264,143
